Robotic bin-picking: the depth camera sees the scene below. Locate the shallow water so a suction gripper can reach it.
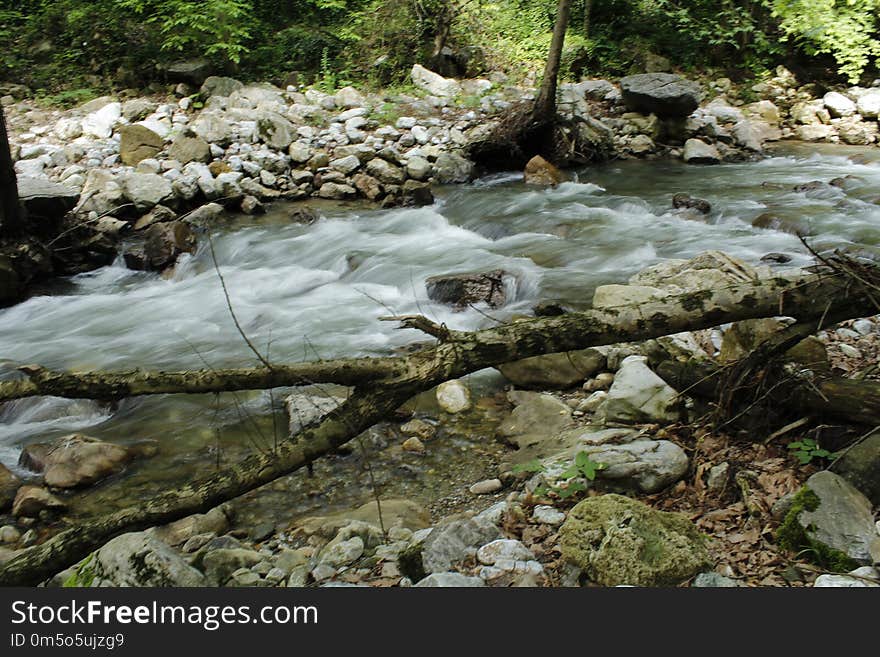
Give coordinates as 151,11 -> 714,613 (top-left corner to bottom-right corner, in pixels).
1,141 -> 878,527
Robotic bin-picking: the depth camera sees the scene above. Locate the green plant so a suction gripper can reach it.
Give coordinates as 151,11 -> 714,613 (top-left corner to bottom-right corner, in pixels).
514,451 -> 607,499
316,47 -> 339,92
35,87 -> 99,109
787,438 -> 838,465
62,553 -> 96,587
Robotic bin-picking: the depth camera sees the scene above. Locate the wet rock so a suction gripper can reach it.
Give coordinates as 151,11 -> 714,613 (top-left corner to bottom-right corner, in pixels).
410,64 -> 461,98
12,485 -> 67,517
294,499 -> 430,537
402,437 -> 426,453
426,269 -> 508,309
523,155 -> 564,186
433,151 -> 473,184
559,494 -> 711,586
118,124 -> 164,167
318,182 -> 356,200
603,355 -> 681,424
0,463 -> 20,511
401,180 -> 434,207
760,252 -> 792,264
366,158 -> 405,185
240,195 -> 265,215
166,59 -> 213,86
400,418 -> 435,441
0,525 -> 21,544
497,391 -> 573,448
619,73 -> 702,118
414,572 -> 485,587
436,380 -> 471,413
778,471 -> 880,568
682,138 -> 720,164
497,348 -> 606,390
33,434 -> 131,489
77,531 -> 206,586
672,193 -> 711,214
832,429 -> 880,505
143,221 -> 196,270
751,212 -> 812,237
17,177 -> 79,221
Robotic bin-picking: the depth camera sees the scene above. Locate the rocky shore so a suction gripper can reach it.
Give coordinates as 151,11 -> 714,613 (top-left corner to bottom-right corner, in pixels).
3,63 -> 880,304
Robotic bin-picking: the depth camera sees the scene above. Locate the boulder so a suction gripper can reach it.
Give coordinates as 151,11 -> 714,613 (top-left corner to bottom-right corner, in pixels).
436,380 -> 471,414
82,531 -> 206,586
124,172 -> 173,211
81,102 -> 121,139
497,348 -> 606,389
167,136 -> 211,164
143,221 -> 196,270
777,471 -> 880,569
497,391 -> 574,448
0,463 -> 20,511
794,124 -> 835,141
433,152 -> 473,184
165,59 -> 213,86
118,124 -> 164,166
682,138 -> 720,164
672,193 -> 711,214
405,156 -> 432,181
121,98 -> 158,121
191,112 -> 235,145
559,494 -> 711,586
731,120 -> 764,151
523,155 -> 564,186
856,89 -> 880,119
831,429 -> 880,504
410,64 -> 461,98
29,434 -> 131,489
823,91 -> 857,118
334,86 -> 365,109
603,355 -> 681,424
365,158 -> 406,185
17,177 -> 78,220
837,119 -> 876,146
256,111 -> 296,150
12,485 -> 67,517
399,515 -> 501,581
619,73 -> 702,118
425,269 -> 509,309
814,567 -> 880,588
201,76 -> 244,98
317,182 -> 356,200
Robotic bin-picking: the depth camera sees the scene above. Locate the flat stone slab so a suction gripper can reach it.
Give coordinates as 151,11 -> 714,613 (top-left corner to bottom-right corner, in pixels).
17,176 -> 79,220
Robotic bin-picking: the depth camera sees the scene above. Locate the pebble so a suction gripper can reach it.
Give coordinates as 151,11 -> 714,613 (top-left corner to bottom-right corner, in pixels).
402,437 -> 426,453
0,525 -> 21,544
853,319 -> 875,336
836,328 -> 860,340
476,538 -> 533,565
469,478 -> 502,495
532,505 -> 565,526
838,343 -> 862,358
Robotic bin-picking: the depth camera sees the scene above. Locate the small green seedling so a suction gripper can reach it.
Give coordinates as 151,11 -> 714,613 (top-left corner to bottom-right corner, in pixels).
513,451 -> 606,499
787,438 -> 838,465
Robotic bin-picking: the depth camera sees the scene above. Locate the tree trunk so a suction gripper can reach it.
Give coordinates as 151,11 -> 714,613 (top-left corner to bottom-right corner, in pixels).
583,0 -> 593,38
533,0 -> 573,124
0,270 -> 874,585
0,104 -> 21,236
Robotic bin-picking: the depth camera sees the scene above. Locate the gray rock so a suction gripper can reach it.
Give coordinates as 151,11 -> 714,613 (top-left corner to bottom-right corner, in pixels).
191,112 -> 234,145
141,221 -> 196,270
477,539 -> 533,565
692,572 -> 742,587
202,548 -> 264,585
404,516 -> 502,577
603,355 -> 681,424
317,182 -> 356,199
497,348 -> 606,390
814,566 -> 879,587
731,120 -> 763,152
436,380 -> 471,414
682,138 -> 720,164
168,136 -> 211,164
329,154 -> 361,175
124,172 -> 174,211
410,64 -> 461,98
857,89 -> 880,119
794,124 -> 835,141
433,151 -> 473,184
365,158 -> 405,185
182,202 -> 224,226
782,471 -> 880,566
81,531 -> 206,586
255,111 -> 296,150
0,525 -> 21,544
81,102 -> 121,139
620,73 -> 702,118
823,91 -> 857,118
286,390 -> 346,436
469,479 -> 502,495
426,269 -> 508,309
166,59 -> 213,86
405,156 -> 432,181
17,177 -> 78,220
414,572 -> 486,587
497,391 -> 574,448
832,428 -> 880,505
201,76 -> 244,98
318,536 -> 364,569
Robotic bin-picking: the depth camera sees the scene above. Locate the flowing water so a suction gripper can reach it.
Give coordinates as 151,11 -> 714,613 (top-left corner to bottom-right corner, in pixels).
1,142 -> 879,528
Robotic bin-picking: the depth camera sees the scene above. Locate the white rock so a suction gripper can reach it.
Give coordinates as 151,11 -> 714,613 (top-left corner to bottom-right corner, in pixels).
411,64 -> 461,98
477,539 -> 534,565
853,319 -> 874,336
823,91 -> 857,118
838,344 -> 862,358
603,355 -> 681,424
532,505 -> 565,526
436,380 -> 471,413
856,89 -> 880,119
814,567 -> 879,587
81,102 -> 122,139
469,479 -> 502,495
395,117 -> 417,129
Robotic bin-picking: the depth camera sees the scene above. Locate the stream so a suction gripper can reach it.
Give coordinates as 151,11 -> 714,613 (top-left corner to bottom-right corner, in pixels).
1,141 -> 879,530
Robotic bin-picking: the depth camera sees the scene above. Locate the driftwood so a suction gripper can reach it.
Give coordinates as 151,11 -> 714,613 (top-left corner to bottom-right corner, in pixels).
0,270 -> 875,585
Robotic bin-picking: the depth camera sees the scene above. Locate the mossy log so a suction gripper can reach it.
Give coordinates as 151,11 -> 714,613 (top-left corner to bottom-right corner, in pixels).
0,271 -> 874,585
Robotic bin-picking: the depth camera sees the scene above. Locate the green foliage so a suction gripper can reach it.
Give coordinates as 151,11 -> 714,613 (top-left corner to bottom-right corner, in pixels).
513,451 -> 607,500
776,487 -> 859,572
770,0 -> 880,83
787,438 -> 838,465
34,88 -> 100,109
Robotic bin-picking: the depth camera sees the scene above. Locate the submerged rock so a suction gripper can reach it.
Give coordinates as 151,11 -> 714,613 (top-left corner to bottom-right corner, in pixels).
436,380 -> 471,414
559,494 -> 711,586
286,389 -> 347,436
32,434 -> 131,489
12,485 -> 67,517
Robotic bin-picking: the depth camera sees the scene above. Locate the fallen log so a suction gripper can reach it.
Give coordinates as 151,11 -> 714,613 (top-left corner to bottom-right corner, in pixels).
0,270 -> 874,585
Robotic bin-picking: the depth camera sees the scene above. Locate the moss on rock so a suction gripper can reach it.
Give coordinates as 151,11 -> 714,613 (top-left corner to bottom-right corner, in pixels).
559,493 -> 711,586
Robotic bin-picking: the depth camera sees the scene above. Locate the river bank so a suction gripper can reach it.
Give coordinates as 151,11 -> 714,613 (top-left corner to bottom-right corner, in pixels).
1,65 -> 879,587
